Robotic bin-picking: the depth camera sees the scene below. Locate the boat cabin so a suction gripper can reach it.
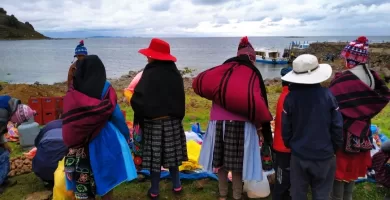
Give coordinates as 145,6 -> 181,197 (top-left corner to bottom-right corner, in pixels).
255,50 -> 280,59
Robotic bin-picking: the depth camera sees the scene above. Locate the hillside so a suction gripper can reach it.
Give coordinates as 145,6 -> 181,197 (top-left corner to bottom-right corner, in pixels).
0,7 -> 48,40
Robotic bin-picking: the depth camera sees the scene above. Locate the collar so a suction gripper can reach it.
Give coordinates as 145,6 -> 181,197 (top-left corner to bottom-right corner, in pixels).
282,86 -> 289,93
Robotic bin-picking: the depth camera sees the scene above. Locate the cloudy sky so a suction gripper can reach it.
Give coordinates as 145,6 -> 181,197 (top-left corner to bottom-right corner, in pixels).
2,0 -> 389,37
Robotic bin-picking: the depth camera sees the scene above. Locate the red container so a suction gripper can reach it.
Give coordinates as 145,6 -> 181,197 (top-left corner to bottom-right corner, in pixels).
53,96 -> 64,109
41,97 -> 56,111
121,110 -> 126,120
28,97 -> 43,125
43,110 -> 56,125
53,96 -> 64,119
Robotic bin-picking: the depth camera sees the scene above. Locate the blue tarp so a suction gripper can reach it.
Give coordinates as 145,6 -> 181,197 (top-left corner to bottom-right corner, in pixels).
138,169 -> 218,181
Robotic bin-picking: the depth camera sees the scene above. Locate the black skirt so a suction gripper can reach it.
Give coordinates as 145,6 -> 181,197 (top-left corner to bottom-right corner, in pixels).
141,117 -> 188,173
212,120 -> 245,172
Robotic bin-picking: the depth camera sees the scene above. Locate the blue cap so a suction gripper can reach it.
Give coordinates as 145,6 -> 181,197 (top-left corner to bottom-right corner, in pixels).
74,40 -> 88,57
281,66 -> 293,77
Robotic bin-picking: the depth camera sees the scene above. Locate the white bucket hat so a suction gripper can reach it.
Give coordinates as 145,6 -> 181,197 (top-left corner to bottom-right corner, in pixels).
281,54 -> 332,84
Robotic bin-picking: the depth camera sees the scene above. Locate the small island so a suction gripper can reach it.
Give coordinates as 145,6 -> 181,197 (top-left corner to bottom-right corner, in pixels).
0,7 -> 48,40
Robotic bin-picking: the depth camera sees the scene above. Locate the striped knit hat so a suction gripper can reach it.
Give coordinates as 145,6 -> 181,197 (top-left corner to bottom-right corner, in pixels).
341,36 -> 369,69
10,104 -> 36,124
237,36 -> 256,63
74,40 -> 88,57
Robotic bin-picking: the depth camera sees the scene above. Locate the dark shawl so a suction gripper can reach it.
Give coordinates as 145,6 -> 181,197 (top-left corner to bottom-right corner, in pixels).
0,95 -> 21,135
372,150 -> 390,188
329,69 -> 390,152
62,55 -> 116,148
131,60 -> 185,121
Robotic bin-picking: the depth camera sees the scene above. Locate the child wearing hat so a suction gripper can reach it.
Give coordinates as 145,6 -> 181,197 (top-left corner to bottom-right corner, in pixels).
281,54 -> 343,200
272,66 -> 292,200
67,40 -> 88,90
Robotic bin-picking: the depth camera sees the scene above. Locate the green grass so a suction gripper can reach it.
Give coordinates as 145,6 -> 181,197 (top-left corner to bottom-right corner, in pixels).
2,86 -> 390,200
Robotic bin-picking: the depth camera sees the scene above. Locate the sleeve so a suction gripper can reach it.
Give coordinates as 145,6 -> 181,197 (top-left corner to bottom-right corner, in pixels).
329,93 -> 344,153
67,63 -> 77,90
261,122 -> 273,146
111,105 -> 130,142
0,134 -> 7,144
281,94 -> 293,148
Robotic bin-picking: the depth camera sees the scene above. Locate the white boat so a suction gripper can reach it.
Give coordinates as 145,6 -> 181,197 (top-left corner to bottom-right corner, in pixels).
255,49 -> 288,64
293,43 -> 310,50
291,41 -> 310,50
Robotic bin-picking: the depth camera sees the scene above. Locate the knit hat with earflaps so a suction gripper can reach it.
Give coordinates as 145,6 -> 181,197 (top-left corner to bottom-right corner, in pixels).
341,36 -> 369,69
237,36 -> 256,63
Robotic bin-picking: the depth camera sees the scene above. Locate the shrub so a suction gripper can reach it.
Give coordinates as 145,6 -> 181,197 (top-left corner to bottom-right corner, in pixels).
7,15 -> 19,28
25,22 -> 34,30
0,8 -> 6,15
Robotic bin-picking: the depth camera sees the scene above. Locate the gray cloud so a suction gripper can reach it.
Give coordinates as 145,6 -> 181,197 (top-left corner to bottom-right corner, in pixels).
1,0 -> 389,37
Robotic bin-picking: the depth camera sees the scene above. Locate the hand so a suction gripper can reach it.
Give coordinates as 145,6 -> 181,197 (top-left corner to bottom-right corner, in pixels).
257,129 -> 264,142
3,142 -> 12,153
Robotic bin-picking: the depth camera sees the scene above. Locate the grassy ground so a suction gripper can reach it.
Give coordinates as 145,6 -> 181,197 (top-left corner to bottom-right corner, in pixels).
1,85 -> 390,200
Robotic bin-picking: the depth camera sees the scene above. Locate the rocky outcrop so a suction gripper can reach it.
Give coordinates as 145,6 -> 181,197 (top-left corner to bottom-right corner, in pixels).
288,42 -> 390,81
0,8 -> 48,40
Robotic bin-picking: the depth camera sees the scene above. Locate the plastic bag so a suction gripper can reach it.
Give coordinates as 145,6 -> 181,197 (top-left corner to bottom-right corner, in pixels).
53,158 -> 75,200
23,147 -> 37,159
243,171 -> 270,198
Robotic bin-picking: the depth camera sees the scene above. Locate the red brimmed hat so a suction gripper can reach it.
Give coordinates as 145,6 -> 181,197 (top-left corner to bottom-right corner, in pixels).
138,38 -> 177,62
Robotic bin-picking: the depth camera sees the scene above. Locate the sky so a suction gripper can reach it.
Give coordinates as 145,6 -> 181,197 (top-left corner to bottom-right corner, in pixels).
1,0 -> 390,38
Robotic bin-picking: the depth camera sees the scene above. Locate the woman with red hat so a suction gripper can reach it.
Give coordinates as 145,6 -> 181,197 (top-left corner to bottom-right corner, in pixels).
329,36 -> 390,200
131,38 -> 187,199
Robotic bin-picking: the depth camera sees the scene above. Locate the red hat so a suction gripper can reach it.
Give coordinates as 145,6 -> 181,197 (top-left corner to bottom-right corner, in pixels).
138,38 -> 177,62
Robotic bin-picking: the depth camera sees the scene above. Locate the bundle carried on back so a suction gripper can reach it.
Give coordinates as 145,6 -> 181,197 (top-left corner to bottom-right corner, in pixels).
192,37 -> 272,127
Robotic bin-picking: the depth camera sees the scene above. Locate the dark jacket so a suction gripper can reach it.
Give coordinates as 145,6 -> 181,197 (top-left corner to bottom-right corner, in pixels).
131,60 -> 185,120
282,84 -> 343,160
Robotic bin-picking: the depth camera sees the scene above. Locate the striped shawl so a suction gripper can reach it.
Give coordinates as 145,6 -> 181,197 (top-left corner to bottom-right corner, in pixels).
329,70 -> 390,152
62,85 -> 117,148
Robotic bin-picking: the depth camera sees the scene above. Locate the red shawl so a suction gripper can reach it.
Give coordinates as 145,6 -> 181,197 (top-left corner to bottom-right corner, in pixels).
62,86 -> 117,148
192,56 -> 272,126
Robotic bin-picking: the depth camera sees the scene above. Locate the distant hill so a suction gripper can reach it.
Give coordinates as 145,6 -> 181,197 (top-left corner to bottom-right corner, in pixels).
0,7 -> 48,40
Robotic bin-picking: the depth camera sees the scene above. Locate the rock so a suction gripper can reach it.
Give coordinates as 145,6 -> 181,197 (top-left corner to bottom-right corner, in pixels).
273,77 -> 282,82
382,68 -> 390,83
24,191 -> 52,200
0,84 -> 3,91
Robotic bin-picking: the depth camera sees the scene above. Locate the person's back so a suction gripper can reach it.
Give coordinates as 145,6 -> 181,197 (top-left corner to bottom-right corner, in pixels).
284,84 -> 340,160
281,54 -> 343,200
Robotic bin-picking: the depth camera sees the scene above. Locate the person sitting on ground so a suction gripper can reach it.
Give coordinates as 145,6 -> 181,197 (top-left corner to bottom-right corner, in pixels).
196,36 -> 272,200
67,40 -> 88,90
131,38 -> 188,200
272,66 -> 293,200
63,55 -> 137,200
329,36 -> 390,200
281,54 -> 343,200
372,141 -> 390,190
0,95 -> 35,194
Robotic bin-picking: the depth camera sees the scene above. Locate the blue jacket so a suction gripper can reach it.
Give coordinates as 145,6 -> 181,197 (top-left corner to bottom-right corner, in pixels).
282,84 -> 343,160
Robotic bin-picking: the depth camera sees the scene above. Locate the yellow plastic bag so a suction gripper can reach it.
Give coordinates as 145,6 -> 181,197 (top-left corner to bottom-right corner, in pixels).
53,158 -> 75,200
179,140 -> 202,171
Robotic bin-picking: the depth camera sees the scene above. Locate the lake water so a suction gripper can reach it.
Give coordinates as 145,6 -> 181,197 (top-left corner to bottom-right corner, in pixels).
0,36 -> 389,84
